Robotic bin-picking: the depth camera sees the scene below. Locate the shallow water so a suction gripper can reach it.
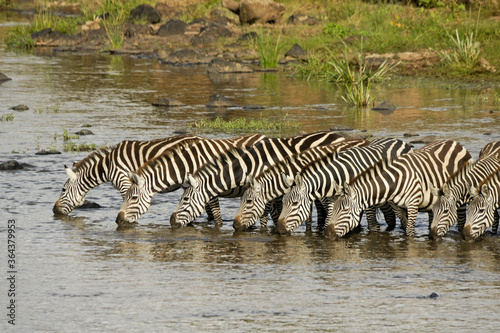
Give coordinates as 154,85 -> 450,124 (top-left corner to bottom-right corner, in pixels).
0,37 -> 499,332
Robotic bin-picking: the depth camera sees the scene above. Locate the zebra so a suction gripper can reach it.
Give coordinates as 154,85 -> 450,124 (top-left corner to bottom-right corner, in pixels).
169,131 -> 347,227
429,142 -> 500,239
327,140 -> 473,238
462,160 -> 500,242
53,134 -> 202,215
233,138 -> 370,231
276,138 -> 412,235
115,134 -> 267,225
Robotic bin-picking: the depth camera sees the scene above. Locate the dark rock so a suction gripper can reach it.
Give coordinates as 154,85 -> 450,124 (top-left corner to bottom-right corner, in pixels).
157,19 -> 188,37
129,4 -> 162,24
242,104 -> 265,110
0,72 -> 11,81
484,132 -> 492,136
410,135 -> 437,144
239,0 -> 286,25
35,150 -> 62,155
330,125 -> 354,132
123,23 -> 150,38
223,0 -> 240,14
207,58 -> 253,74
429,292 -> 439,299
152,97 -> 185,107
371,101 -> 396,111
207,94 -> 237,108
158,49 -> 212,66
404,133 -> 419,137
75,129 -> 93,136
285,43 -> 306,59
191,23 -> 232,46
287,13 -> 320,25
97,12 -> 110,21
0,160 -> 23,170
237,31 -> 258,42
10,104 -> 29,111
78,200 -> 102,209
31,28 -> 53,39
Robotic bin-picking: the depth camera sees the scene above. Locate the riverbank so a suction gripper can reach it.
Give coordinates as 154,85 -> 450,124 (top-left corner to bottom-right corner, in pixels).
1,0 -> 499,85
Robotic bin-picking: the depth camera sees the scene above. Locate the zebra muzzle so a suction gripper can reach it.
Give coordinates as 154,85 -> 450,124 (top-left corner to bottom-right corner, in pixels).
428,227 -> 442,241
170,212 -> 183,228
233,214 -> 247,231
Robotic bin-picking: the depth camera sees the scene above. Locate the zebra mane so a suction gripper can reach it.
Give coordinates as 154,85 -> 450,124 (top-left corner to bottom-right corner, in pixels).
192,146 -> 249,177
442,157 -> 475,188
476,155 -> 500,190
136,142 -> 193,176
73,147 -> 113,171
348,156 -> 391,186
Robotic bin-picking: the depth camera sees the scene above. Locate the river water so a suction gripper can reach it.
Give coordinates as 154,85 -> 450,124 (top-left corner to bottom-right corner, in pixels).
1,16 -> 499,332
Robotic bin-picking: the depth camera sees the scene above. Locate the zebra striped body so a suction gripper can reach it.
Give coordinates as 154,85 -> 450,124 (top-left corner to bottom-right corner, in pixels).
115,134 -> 266,225
328,140 -> 473,237
429,142 -> 500,239
169,131 -> 346,227
462,159 -> 500,241
233,138 -> 370,231
277,138 -> 412,235
53,134 -> 202,215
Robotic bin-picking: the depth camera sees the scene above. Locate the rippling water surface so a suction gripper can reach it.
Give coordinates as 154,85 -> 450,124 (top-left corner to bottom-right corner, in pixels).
0,33 -> 499,332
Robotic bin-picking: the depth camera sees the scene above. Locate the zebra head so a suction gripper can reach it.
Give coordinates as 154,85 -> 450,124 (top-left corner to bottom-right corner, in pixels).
234,175 -> 266,231
116,171 -> 150,225
170,173 -> 207,228
429,183 -> 458,240
325,182 -> 362,238
277,173 -> 311,235
463,184 -> 495,242
53,165 -> 86,215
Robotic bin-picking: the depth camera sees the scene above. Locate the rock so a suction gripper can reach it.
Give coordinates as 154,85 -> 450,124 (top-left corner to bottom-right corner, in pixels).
75,129 -> 93,136
239,0 -> 286,25
207,58 -> 253,74
287,13 -> 320,25
123,23 -> 150,38
0,72 -> 11,81
152,97 -> 185,107
10,104 -> 29,111
129,4 -> 162,24
157,19 -> 188,37
429,292 -> 439,299
329,125 -> 354,132
207,94 -> 237,107
35,150 -> 62,155
479,58 -> 496,73
238,31 -> 258,42
158,49 -> 212,65
155,3 -> 175,18
223,0 -> 241,14
371,101 -> 397,111
191,23 -> 232,46
242,104 -> 265,110
78,200 -> 102,209
0,160 -> 23,170
285,43 -> 306,60
410,135 -> 437,144
404,133 -> 419,137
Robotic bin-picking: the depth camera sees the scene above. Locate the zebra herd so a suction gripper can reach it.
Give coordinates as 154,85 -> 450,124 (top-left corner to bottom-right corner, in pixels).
53,131 -> 500,242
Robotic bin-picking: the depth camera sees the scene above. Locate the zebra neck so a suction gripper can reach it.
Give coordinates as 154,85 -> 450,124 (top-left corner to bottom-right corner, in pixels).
79,150 -> 112,190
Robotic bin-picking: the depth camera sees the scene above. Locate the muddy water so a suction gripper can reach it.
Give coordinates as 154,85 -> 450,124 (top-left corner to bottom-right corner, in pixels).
1,36 -> 499,331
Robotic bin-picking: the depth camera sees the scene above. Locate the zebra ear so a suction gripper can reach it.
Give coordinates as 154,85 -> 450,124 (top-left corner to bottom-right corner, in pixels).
481,184 -> 490,198
469,184 -> 479,198
295,173 -> 306,191
333,181 -> 342,195
442,183 -> 451,198
72,161 -> 78,168
281,173 -> 294,188
65,165 -> 77,180
246,174 -> 254,186
128,171 -> 144,188
343,182 -> 355,199
186,173 -> 199,188
429,182 -> 440,197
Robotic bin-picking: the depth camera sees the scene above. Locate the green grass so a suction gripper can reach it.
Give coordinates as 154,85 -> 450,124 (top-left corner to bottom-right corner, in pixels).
255,31 -> 286,69
0,113 -> 14,121
190,114 -> 302,132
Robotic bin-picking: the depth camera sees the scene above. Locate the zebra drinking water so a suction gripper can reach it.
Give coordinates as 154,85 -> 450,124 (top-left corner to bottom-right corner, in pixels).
327,140 -> 473,238
53,134 -> 202,215
115,134 -> 267,225
276,138 -> 412,235
169,131 -> 346,227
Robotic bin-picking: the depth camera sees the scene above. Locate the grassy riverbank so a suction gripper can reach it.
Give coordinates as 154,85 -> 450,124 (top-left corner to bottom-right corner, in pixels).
2,0 -> 499,84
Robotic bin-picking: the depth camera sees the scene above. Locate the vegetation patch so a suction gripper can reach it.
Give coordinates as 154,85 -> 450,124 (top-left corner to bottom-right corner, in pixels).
190,114 -> 302,132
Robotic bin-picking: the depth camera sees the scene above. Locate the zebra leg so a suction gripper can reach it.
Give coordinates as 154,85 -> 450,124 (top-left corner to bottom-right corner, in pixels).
305,203 -> 313,230
492,210 -> 499,234
269,197 -> 283,227
315,199 -> 327,230
318,197 -> 333,230
390,204 -> 408,231
427,210 -> 434,230
207,197 -> 223,225
405,206 -> 419,236
260,202 -> 271,228
205,203 -> 215,221
456,204 -> 467,232
365,207 -> 380,232
380,202 -> 396,231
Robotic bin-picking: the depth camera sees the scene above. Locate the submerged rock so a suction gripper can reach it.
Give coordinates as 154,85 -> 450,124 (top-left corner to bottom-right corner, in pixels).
158,48 -> 212,65
0,72 -> 11,81
372,101 -> 397,111
78,200 -> 102,209
207,58 -> 253,74
329,125 -> 354,132
0,160 -> 23,170
207,94 -> 237,107
10,104 -> 29,111
152,97 -> 185,107
75,129 -> 94,136
35,150 -> 62,155
410,135 -> 437,144
242,104 -> 265,110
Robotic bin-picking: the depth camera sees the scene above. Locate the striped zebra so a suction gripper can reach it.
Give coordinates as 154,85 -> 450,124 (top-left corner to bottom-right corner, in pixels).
233,138 -> 370,231
115,134 -> 267,225
276,138 -> 412,235
327,140 -> 473,237
53,134 -> 202,215
462,159 -> 500,241
429,142 -> 500,239
169,131 -> 346,227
